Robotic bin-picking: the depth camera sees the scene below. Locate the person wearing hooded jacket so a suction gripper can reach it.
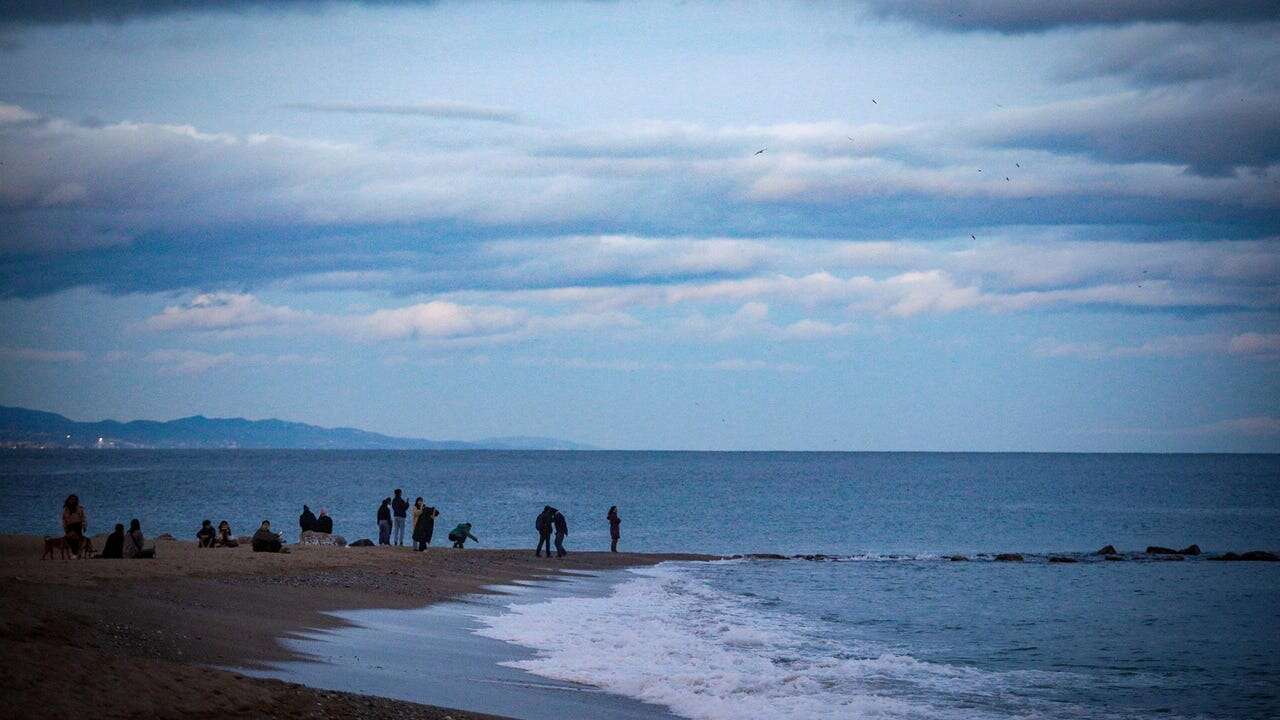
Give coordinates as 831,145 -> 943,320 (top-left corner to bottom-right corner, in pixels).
535,506 -> 554,557
607,506 -> 621,553
412,501 -> 438,551
447,523 -> 478,548
376,498 -> 392,545
299,505 -> 317,534
315,509 -> 333,534
552,509 -> 568,558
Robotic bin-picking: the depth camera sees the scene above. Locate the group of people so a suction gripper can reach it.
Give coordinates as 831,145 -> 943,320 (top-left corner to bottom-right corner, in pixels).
55,492 -> 624,558
297,505 -> 334,535
375,489 -> 476,550
61,495 -> 155,560
195,519 -> 240,548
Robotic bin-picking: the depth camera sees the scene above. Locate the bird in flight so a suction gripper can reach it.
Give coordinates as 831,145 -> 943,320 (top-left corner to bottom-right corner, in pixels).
1015,163 -> 1021,168
970,234 -> 976,240
754,147 -> 766,155
871,98 -> 877,104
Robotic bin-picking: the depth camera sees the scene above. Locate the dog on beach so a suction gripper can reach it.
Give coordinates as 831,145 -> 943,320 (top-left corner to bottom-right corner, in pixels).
42,535 -> 95,560
42,536 -> 70,560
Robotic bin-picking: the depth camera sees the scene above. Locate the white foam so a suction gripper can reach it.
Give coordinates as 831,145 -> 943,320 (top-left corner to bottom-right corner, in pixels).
472,564 -> 1095,720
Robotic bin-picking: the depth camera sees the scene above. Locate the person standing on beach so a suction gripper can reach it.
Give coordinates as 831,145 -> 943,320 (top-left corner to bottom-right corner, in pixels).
391,489 -> 409,546
101,523 -> 124,559
61,494 -> 87,556
377,498 -> 392,545
315,509 -> 333,534
607,506 -> 621,553
299,505 -> 317,534
413,501 -> 438,551
535,506 -> 554,557
553,508 -> 568,558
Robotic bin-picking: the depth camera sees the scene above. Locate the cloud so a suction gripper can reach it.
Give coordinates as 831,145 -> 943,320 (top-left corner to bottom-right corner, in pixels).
0,1 -> 441,27
0,346 -> 86,362
142,292 -> 311,333
142,348 -> 328,375
1032,333 -> 1280,360
348,301 -> 527,341
861,1 -> 1280,33
284,101 -> 525,124
1052,24 -> 1280,85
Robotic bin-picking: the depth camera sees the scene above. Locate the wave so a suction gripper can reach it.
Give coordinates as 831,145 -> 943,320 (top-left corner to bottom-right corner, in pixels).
472,564 -> 1151,720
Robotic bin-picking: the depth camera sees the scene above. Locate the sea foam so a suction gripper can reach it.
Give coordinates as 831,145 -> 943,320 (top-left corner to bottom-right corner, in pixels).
473,564 -> 1109,720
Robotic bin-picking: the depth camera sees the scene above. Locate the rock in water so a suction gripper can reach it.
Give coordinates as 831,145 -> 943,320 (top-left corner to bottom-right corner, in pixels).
299,530 -> 347,547
995,553 -> 1024,562
947,555 -> 969,561
1145,546 -> 1180,555
1095,545 -> 1117,555
348,538 -> 375,547
1178,544 -> 1201,556
1048,556 -> 1079,563
1213,550 -> 1280,561
1104,554 -> 1125,561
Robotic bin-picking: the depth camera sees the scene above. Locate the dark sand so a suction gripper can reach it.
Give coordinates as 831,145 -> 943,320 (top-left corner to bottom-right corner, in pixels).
0,534 -> 709,719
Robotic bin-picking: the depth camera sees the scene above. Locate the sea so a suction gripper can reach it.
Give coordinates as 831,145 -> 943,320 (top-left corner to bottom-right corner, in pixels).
2,450 -> 1278,719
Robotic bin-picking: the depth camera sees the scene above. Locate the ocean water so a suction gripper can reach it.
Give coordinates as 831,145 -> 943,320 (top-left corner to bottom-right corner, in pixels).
3,450 -> 1279,718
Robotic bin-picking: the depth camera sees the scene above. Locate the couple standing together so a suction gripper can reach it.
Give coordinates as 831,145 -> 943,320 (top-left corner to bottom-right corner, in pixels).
378,489 -> 438,550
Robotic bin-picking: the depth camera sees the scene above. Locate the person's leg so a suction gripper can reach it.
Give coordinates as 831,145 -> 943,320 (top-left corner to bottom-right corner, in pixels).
536,534 -> 545,556
392,517 -> 403,545
611,537 -> 618,553
555,532 -> 566,557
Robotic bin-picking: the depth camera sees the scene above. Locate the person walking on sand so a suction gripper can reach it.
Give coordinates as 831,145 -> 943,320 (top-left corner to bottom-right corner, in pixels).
413,499 -> 438,551
535,506 -> 554,557
377,498 -> 392,545
61,494 -> 87,556
553,508 -> 568,558
299,505 -> 317,534
607,506 -> 621,553
391,489 -> 409,546
447,523 -> 478,548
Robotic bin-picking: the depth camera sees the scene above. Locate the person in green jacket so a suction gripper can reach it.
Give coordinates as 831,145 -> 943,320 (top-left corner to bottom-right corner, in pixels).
447,523 -> 478,548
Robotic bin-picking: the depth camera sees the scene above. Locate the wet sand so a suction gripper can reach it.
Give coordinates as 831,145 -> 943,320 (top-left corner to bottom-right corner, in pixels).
0,534 -> 709,719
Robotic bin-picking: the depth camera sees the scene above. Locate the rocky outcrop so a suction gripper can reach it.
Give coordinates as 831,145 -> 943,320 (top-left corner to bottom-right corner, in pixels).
1104,554 -> 1124,561
1048,556 -> 1079,563
744,553 -> 788,560
348,538 -> 375,547
1179,544 -> 1201,556
946,555 -> 969,561
1095,545 -> 1117,555
299,530 -> 346,547
1211,550 -> 1279,562
156,533 -> 175,541
994,553 -> 1024,562
1145,546 -> 1179,555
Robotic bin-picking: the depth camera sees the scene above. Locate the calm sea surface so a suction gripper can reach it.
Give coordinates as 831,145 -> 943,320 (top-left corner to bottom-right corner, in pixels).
3,450 -> 1278,719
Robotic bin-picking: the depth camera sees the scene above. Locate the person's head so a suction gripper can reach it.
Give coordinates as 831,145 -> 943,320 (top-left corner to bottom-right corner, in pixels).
64,494 -> 79,511
461,522 -> 471,530
202,519 -> 212,528
318,508 -> 327,517
260,520 -> 270,530
543,505 -> 552,513
394,488 -> 402,497
609,505 -> 617,514
218,520 -> 230,532
303,504 -> 310,512
113,523 -> 124,534
129,519 -> 140,532
415,497 -> 423,507
382,497 -> 390,506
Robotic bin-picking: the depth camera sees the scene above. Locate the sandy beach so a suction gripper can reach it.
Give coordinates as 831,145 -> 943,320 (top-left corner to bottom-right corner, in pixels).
0,534 -> 708,719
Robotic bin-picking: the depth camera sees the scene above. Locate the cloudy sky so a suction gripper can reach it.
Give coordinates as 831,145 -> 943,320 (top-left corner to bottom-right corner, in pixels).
1,0 -> 1277,450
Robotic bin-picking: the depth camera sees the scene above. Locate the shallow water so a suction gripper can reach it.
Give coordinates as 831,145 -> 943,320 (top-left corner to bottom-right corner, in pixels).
5,450 -> 1279,718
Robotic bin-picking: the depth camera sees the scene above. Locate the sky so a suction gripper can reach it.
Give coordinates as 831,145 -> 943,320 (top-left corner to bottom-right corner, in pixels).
0,0 -> 1278,451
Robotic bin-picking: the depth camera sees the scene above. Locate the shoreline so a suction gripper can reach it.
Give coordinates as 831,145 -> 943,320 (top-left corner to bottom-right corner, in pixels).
0,533 -> 711,719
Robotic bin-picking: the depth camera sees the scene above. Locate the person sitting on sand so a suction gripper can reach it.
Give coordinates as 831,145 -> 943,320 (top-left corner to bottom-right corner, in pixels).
412,501 -> 438,551
124,519 -> 155,559
100,523 -> 124,559
607,505 -> 621,553
535,506 -> 553,558
61,494 -> 87,556
215,520 -> 238,547
315,509 -> 333,534
196,519 -> 216,548
447,523 -> 478,549
299,505 -> 317,534
251,520 -> 287,553
376,498 -> 392,545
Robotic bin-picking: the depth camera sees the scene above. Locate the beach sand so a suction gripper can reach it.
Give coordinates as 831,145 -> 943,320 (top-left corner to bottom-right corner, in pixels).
0,534 -> 708,719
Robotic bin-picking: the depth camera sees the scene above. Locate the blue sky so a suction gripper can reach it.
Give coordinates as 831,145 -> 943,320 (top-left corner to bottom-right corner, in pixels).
1,0 -> 1278,450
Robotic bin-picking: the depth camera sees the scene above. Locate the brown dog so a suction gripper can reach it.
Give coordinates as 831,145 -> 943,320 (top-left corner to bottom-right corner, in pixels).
42,536 -> 70,560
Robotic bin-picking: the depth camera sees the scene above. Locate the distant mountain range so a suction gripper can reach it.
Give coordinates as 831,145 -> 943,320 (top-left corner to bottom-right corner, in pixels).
0,405 -> 595,450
